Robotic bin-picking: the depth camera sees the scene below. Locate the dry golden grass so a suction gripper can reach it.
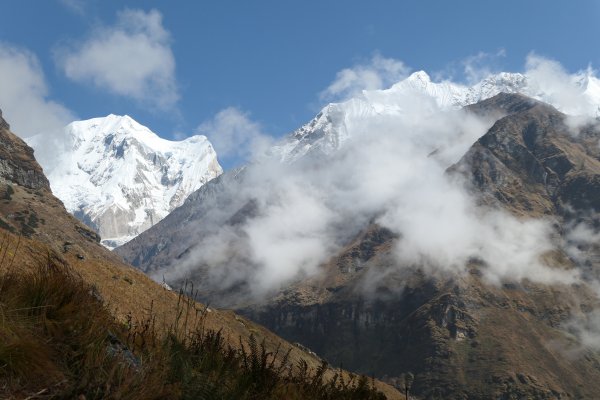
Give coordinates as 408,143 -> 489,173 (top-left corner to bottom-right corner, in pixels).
0,235 -> 396,399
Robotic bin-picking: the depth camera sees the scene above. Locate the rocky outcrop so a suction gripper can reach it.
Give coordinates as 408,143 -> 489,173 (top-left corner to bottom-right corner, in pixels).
0,110 -> 49,190
453,95 -> 600,218
0,108 -> 10,131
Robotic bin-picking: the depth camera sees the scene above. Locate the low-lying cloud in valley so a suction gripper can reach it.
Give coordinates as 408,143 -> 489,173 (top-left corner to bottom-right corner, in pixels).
160,55 -> 600,301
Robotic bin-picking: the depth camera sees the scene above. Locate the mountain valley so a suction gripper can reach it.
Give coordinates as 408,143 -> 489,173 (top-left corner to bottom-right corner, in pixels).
4,67 -> 600,399
0,109 -> 401,399
117,79 -> 600,398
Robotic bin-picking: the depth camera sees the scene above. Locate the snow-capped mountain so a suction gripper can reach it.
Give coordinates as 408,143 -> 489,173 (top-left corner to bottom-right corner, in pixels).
26,114 -> 222,249
271,70 -> 600,163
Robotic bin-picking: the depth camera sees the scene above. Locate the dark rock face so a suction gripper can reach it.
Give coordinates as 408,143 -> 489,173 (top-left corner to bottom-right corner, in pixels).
0,113 -> 49,190
241,225 -> 600,399
0,109 -> 10,131
115,168 -> 247,271
452,97 -> 600,219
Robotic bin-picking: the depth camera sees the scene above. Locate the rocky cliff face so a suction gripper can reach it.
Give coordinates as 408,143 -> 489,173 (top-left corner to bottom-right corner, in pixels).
0,109 -> 49,191
454,93 -> 600,219
118,93 -> 600,398
242,223 -> 600,399
0,109 -> 9,131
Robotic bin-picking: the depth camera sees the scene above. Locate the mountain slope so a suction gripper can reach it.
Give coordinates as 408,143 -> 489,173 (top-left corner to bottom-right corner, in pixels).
26,115 -> 222,248
118,69 -> 600,280
0,109 -> 402,399
454,93 -> 600,218
243,94 -> 600,398
117,93 -> 600,398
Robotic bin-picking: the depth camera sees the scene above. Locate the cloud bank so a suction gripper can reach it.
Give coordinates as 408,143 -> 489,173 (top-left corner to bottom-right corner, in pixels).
160,59 -> 590,301
56,9 -> 178,109
525,53 -> 600,118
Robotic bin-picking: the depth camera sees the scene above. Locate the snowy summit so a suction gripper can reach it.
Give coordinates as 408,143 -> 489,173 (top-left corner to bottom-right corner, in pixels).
272,70 -> 600,163
27,114 -> 222,249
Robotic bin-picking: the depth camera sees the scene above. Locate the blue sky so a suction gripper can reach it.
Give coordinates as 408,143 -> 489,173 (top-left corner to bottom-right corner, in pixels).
1,0 -> 599,168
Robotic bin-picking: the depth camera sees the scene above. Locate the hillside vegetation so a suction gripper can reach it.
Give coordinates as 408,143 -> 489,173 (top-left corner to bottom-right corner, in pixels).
0,233 -> 388,400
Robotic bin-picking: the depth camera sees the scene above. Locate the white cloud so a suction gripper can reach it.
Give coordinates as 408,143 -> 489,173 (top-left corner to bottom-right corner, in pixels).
320,54 -> 410,101
462,49 -> 506,84
564,310 -> 600,352
196,107 -> 272,165
525,54 -> 598,118
431,50 -> 506,83
564,221 -> 600,268
56,9 -> 178,109
0,43 -> 74,137
142,55 -> 600,310
162,89 -> 578,301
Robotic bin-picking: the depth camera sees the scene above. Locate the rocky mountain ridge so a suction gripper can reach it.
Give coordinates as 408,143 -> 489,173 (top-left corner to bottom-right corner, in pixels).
271,70 -> 600,164
117,93 -> 600,398
243,94 -> 600,398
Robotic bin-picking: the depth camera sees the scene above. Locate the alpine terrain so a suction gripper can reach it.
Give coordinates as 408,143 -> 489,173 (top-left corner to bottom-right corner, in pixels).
117,70 -> 600,398
26,114 -> 222,248
0,108 -> 401,399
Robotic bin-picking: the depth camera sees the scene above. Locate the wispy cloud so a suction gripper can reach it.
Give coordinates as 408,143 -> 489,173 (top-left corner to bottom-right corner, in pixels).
0,43 -> 74,137
462,49 -> 506,84
196,107 -> 272,167
55,9 -> 178,109
432,49 -> 506,83
525,53 -> 598,118
320,53 -> 410,102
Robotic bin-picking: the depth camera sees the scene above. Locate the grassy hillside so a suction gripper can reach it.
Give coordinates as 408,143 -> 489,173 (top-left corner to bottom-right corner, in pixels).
0,235 -> 389,399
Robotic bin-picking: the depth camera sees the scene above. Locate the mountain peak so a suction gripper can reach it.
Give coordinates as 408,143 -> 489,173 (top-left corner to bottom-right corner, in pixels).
27,115 -> 223,249
272,68 -> 600,164
70,114 -> 153,140
407,70 -> 431,82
